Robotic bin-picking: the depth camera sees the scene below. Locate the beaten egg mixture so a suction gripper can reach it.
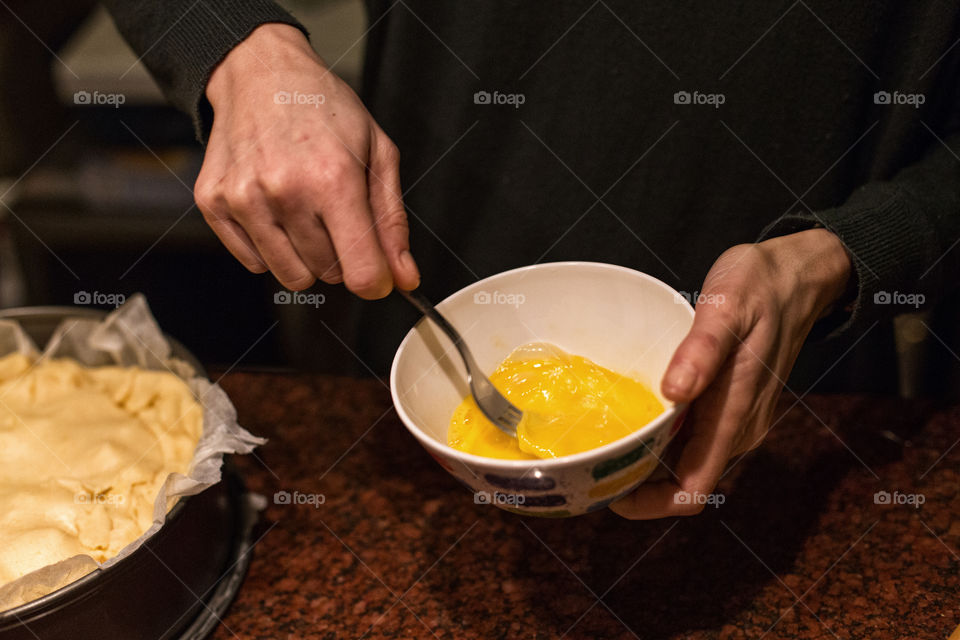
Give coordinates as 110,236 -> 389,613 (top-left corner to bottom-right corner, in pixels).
448,343 -> 663,459
0,353 -> 203,590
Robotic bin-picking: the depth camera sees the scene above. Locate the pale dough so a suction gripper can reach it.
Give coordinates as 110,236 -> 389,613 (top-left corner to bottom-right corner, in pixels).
0,353 -> 203,589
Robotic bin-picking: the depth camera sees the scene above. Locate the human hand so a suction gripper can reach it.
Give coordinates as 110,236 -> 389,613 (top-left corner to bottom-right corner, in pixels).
610,228 -> 852,519
195,24 -> 419,298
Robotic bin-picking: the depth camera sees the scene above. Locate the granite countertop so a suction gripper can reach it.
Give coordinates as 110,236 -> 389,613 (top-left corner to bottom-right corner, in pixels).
213,372 -> 960,639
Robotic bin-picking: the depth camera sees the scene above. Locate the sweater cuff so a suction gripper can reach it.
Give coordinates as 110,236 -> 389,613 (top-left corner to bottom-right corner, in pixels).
162,1 -> 308,143
761,185 -> 935,341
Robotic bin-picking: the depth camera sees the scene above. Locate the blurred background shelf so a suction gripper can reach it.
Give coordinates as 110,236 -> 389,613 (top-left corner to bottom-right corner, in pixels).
0,0 -> 366,371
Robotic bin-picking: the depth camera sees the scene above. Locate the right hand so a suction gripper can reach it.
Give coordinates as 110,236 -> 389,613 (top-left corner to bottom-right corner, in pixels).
195,24 -> 419,298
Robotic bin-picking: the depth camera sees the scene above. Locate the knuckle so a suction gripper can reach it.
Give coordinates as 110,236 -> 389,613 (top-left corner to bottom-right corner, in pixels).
685,330 -> 724,358
223,176 -> 260,214
193,176 -> 225,216
193,183 -> 217,212
258,170 -> 298,207
378,207 -> 410,237
314,159 -> 354,191
703,307 -> 742,340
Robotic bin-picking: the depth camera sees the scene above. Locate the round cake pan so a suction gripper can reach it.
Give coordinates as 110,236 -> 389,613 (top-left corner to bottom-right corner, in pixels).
0,306 -> 257,640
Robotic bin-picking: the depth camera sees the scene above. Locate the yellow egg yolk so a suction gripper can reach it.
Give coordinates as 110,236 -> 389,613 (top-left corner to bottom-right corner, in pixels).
447,343 -> 664,459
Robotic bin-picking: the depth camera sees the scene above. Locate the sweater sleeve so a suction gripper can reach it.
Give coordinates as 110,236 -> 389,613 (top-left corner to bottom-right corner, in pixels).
102,0 -> 308,142
761,127 -> 960,341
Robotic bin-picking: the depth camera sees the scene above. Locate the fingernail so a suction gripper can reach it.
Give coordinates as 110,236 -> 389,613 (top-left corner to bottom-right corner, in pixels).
663,362 -> 697,398
399,250 -> 420,288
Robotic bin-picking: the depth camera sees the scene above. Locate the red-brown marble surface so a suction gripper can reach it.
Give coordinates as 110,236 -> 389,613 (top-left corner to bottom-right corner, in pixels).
212,372 -> 959,639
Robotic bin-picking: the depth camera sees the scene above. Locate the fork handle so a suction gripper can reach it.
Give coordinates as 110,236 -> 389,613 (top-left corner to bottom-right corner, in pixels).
399,288 -> 521,436
398,289 -> 480,375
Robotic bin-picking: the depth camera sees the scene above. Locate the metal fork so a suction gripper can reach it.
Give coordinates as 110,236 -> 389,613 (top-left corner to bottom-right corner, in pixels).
399,289 -> 523,437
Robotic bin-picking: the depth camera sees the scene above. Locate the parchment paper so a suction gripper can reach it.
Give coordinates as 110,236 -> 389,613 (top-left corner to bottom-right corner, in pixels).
0,294 -> 265,611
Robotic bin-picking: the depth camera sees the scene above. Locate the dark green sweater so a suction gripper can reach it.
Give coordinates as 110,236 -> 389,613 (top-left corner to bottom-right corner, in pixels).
105,1 -> 960,388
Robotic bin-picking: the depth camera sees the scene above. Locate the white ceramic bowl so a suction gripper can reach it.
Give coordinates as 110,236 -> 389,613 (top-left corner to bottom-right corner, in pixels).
390,262 -> 695,517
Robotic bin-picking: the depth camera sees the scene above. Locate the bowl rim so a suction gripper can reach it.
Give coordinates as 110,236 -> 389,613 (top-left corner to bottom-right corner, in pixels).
390,261 -> 694,471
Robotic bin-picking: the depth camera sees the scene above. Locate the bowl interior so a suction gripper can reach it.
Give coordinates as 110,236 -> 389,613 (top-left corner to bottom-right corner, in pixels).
392,262 -> 695,450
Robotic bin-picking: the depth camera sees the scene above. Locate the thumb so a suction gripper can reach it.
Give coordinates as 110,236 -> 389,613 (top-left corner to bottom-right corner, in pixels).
661,302 -> 741,403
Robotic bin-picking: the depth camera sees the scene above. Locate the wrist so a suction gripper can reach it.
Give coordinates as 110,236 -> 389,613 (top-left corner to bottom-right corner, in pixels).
761,228 -> 853,318
206,23 -> 319,110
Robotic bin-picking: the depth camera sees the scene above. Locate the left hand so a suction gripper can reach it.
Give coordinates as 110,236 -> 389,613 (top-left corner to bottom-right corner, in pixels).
610,228 -> 852,519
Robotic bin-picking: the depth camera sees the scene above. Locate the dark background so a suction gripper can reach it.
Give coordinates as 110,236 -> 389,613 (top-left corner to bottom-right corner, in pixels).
1,0 -> 958,397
